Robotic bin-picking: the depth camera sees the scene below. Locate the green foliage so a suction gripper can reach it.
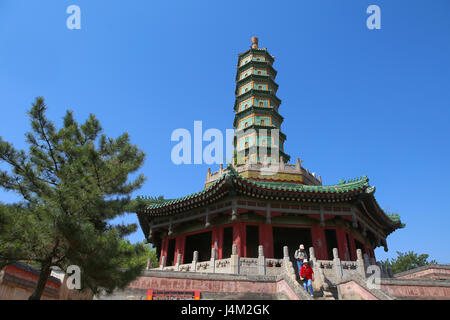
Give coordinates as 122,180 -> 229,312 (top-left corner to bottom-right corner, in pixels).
0,97 -> 147,298
119,240 -> 159,269
129,195 -> 166,213
382,251 -> 438,275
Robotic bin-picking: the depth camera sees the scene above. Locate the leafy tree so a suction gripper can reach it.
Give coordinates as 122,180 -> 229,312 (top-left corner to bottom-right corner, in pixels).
0,97 -> 147,299
382,251 -> 438,275
119,240 -> 159,269
147,245 -> 159,268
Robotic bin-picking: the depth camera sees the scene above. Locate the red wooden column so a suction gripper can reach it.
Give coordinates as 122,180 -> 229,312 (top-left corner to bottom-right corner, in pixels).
173,236 -> 179,265
242,223 -> 248,257
217,226 -> 224,259
257,222 -> 270,257
160,237 -> 168,265
233,222 -> 244,257
336,226 -> 350,261
211,226 -> 222,259
261,223 -> 274,258
311,225 -> 327,260
174,235 -> 185,264
211,227 -> 218,251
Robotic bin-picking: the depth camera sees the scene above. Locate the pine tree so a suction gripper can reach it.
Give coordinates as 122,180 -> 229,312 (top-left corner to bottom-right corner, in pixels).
382,251 -> 438,275
0,97 -> 148,299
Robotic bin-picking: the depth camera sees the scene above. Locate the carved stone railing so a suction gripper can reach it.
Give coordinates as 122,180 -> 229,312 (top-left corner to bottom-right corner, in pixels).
310,248 -> 365,286
239,257 -> 259,275
265,258 -> 284,276
308,246 -> 393,295
153,244 -> 296,279
178,264 -> 192,272
215,258 -> 232,274
341,261 -> 358,272
196,261 -> 212,273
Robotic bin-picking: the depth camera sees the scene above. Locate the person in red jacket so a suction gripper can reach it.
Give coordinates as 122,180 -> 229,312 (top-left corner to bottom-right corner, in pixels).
299,259 -> 314,297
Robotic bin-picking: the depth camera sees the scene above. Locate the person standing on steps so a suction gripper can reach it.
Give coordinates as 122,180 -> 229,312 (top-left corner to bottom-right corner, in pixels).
300,259 -> 315,297
294,244 -> 308,275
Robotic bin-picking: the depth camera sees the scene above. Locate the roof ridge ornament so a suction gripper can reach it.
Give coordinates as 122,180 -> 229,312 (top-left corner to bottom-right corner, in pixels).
225,163 -> 237,175
365,185 -> 376,194
224,163 -> 240,183
251,36 -> 258,49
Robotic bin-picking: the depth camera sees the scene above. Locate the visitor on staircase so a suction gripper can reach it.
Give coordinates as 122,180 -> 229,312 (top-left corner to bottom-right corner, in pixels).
294,244 -> 308,273
300,259 -> 315,297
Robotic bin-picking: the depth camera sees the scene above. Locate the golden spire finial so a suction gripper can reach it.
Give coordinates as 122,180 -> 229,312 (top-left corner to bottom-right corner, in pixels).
251,36 -> 259,49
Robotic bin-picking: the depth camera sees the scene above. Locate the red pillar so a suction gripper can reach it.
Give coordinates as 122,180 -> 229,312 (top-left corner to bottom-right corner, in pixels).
173,236 -> 179,265
242,223 -> 248,257
348,233 -> 357,261
311,225 -> 327,260
233,222 -> 244,257
211,226 -> 222,259
262,224 -> 274,258
174,235 -> 185,264
211,227 -> 218,250
217,226 -> 224,259
258,222 -> 273,258
160,237 -> 168,265
336,227 -> 350,261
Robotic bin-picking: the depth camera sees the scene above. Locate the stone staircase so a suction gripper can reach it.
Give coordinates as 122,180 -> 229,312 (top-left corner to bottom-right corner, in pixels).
312,285 -> 338,300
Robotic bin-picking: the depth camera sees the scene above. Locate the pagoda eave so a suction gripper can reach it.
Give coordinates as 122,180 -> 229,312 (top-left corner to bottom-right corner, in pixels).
237,61 -> 278,78
234,92 -> 282,111
233,107 -> 284,127
235,75 -> 279,89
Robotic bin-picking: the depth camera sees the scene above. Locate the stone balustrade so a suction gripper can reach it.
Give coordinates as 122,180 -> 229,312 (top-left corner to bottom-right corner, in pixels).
153,244 -> 291,277
152,245 -> 392,288
310,248 -> 365,285
308,247 -> 393,292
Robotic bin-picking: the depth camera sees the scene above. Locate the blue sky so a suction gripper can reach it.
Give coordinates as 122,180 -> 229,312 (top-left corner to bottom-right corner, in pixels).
1,0 -> 449,263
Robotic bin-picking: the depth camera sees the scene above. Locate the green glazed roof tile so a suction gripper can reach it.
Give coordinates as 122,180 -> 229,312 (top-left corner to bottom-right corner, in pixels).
141,167 -> 370,210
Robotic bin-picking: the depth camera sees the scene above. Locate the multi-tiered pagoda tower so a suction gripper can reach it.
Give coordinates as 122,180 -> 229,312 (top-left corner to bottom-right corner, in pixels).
233,36 -> 289,166
206,37 -> 321,187
137,38 -> 402,271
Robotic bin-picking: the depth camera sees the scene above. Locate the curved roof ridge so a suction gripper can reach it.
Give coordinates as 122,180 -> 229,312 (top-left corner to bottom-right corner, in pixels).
141,172 -> 373,210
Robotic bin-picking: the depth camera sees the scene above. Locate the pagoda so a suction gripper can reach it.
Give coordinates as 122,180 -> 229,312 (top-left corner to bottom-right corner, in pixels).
136,38 -> 402,270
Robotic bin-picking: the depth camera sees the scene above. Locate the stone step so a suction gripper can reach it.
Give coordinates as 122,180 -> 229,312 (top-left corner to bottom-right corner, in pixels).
313,287 -> 338,300
315,297 -> 336,300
